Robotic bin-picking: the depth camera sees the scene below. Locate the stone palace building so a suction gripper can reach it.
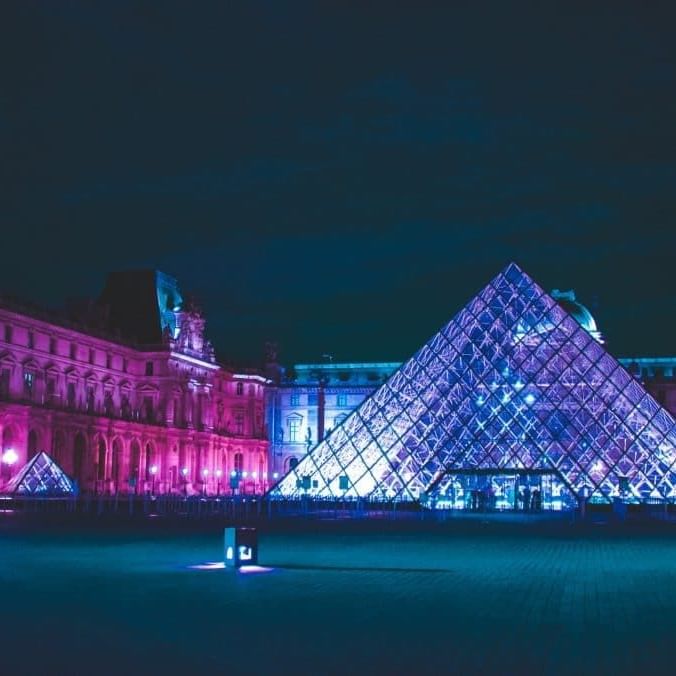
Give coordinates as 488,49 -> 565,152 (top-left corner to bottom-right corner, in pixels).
0,271 -> 268,495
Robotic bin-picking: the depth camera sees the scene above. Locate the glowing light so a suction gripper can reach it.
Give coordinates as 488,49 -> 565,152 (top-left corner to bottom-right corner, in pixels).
273,472 -> 279,479
476,396 -> 485,406
149,465 -> 158,475
181,467 -> 189,477
524,393 -> 536,405
252,472 -> 258,479
202,468 -> 209,477
514,380 -> 524,390
263,472 -> 267,479
231,470 -> 237,477
2,449 -> 18,465
216,469 -> 222,478
238,546 -> 253,561
238,565 -> 273,574
242,471 -> 248,478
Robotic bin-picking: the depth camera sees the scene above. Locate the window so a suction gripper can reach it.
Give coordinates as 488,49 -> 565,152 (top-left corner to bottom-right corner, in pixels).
104,391 -> 114,416
46,378 -> 55,400
143,396 -> 154,422
234,452 -> 244,474
0,369 -> 10,397
145,361 -> 154,376
236,382 -> 243,396
87,386 -> 95,412
290,393 -> 300,406
49,337 -> 56,354
67,382 -> 76,408
4,325 -> 12,343
27,332 -> 34,349
288,417 -> 300,442
308,393 -> 318,406
106,354 -> 112,369
337,393 -> 348,407
88,348 -> 95,364
235,413 -> 244,435
23,371 -> 34,398
70,343 -> 76,360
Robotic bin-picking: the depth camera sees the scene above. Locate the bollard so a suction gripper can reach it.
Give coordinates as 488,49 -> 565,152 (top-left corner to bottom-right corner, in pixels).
224,527 -> 258,569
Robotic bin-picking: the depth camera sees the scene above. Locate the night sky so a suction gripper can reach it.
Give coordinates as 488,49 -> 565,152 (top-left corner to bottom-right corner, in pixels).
3,2 -> 675,365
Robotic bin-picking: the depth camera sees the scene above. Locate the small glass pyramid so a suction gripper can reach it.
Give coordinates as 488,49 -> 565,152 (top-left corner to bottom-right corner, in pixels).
270,262 -> 676,504
5,451 -> 76,496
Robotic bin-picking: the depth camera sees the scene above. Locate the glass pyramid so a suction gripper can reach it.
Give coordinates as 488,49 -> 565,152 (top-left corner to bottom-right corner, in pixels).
5,451 -> 76,496
271,262 -> 676,504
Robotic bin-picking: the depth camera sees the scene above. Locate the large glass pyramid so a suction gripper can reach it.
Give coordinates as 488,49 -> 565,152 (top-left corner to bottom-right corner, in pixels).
4,452 -> 76,496
271,262 -> 676,504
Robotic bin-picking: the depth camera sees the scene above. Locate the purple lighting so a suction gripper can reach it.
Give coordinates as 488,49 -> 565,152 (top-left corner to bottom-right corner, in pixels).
271,262 -> 676,505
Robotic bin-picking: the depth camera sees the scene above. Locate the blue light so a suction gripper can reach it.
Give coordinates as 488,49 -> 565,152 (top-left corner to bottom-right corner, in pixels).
476,396 -> 485,406
524,393 -> 536,405
514,380 -> 524,390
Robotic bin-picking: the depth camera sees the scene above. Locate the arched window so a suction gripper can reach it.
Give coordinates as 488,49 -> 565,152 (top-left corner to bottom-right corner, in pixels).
97,438 -> 107,481
27,429 -> 39,460
52,430 -> 65,465
129,441 -> 141,487
1,427 -> 15,482
145,443 -> 153,480
234,452 -> 243,474
73,433 -> 86,484
111,438 -> 123,488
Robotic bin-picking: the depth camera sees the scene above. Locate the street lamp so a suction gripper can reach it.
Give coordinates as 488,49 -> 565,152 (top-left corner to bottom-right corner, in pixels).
181,467 -> 189,496
252,471 -> 258,493
242,470 -> 248,495
1,448 -> 18,483
216,469 -> 222,495
149,464 -> 158,495
202,468 -> 209,495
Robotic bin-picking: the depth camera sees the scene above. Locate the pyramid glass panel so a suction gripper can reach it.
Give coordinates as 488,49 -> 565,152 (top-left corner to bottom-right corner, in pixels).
269,263 -> 676,506
4,452 -> 76,496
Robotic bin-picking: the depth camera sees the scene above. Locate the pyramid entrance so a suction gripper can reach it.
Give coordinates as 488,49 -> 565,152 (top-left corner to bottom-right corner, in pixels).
423,468 -> 576,512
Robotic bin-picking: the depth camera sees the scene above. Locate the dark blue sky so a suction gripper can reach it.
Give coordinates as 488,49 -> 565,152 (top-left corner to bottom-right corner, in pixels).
2,2 -> 675,364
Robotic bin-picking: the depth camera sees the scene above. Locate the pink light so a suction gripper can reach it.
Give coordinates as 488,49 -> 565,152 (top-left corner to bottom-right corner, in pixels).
216,469 -> 222,478
2,449 -> 18,465
202,468 -> 209,477
149,465 -> 158,475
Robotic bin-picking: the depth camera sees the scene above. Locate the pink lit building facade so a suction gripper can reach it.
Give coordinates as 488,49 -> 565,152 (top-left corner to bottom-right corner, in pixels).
0,271 -> 269,495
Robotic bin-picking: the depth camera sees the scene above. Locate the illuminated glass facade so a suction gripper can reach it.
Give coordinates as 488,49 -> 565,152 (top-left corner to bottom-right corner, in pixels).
271,263 -> 676,506
5,451 -> 76,496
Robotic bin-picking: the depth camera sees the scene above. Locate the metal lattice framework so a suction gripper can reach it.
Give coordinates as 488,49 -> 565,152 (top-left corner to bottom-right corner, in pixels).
270,263 -> 676,503
4,451 -> 76,496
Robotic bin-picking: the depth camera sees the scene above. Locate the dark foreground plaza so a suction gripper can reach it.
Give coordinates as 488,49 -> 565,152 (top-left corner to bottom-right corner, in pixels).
3,519 -> 676,675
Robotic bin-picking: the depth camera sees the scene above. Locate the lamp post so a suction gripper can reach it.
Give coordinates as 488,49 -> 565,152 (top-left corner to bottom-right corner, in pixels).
242,471 -> 248,495
216,469 -> 222,495
149,464 -> 158,495
252,471 -> 258,494
202,468 -> 209,496
1,448 -> 18,483
181,467 -> 189,496
230,470 -> 238,496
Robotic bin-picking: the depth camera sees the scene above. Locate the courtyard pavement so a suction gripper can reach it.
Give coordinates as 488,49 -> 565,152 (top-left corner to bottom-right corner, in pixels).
2,520 -> 676,674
